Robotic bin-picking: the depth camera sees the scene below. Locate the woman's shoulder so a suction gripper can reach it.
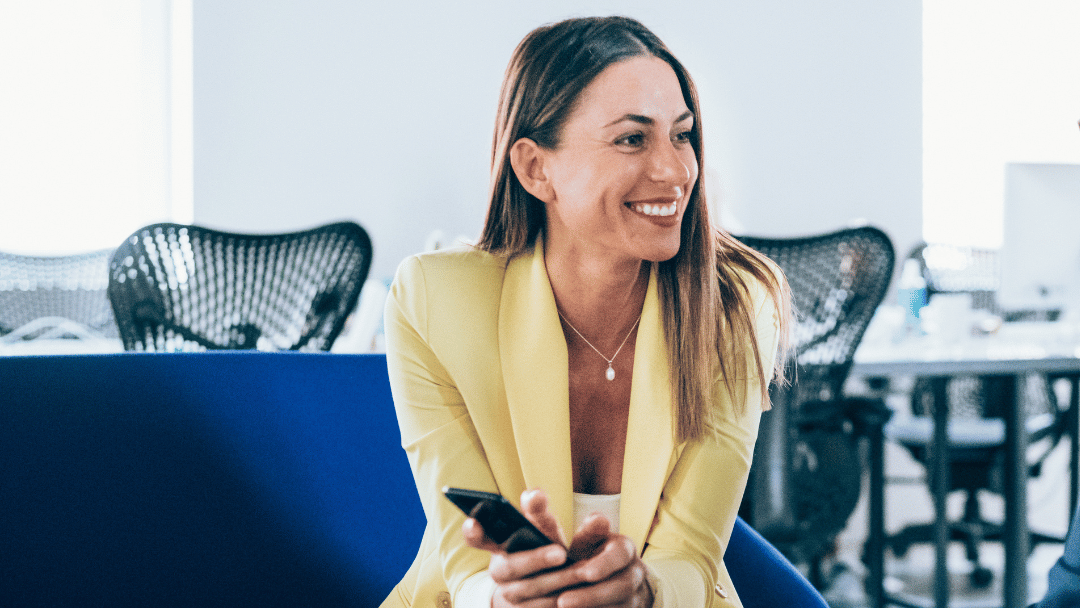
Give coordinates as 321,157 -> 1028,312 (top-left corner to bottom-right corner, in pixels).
394,245 -> 509,289
390,246 -> 511,324
388,245 -> 510,348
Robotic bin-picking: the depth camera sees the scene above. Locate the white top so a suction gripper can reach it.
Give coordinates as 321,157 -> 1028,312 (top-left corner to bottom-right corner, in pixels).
573,492 -> 621,533
457,493 -> 623,607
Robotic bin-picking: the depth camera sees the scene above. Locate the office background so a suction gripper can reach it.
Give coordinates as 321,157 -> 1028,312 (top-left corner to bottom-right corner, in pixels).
0,0 -> 921,283
192,0 -> 922,282
3,3 -> 1080,606
5,2 -> 1079,282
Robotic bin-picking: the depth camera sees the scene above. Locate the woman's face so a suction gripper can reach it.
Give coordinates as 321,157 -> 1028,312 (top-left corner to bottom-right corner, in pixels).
540,55 -> 698,265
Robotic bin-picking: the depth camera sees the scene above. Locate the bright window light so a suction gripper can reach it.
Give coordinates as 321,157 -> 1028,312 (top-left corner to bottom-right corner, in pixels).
0,0 -> 191,256
923,0 -> 1080,248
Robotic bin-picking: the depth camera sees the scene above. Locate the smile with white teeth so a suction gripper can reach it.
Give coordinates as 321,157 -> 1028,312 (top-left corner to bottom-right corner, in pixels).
631,201 -> 678,217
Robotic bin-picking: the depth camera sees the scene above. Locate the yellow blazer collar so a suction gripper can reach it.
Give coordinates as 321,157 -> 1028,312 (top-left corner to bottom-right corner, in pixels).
498,241 -> 675,550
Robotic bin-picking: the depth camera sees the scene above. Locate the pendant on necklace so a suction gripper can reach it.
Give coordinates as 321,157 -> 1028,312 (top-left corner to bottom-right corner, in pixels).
606,365 -> 616,381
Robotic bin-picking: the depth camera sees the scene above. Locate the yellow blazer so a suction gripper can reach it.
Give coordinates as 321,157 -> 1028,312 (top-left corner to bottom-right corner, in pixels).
380,242 -> 780,608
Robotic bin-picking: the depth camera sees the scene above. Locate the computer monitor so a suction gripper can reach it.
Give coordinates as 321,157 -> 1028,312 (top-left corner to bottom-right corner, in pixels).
998,162 -> 1080,313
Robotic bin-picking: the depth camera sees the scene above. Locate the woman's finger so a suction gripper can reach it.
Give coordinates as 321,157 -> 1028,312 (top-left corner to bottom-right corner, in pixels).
565,512 -> 611,563
492,587 -> 560,608
557,557 -> 649,608
520,489 -> 568,547
575,535 -> 637,583
462,517 -> 503,553
494,555 -> 592,604
489,543 -> 568,584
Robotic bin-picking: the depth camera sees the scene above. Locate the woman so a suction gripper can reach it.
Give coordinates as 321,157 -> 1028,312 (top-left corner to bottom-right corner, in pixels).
382,16 -> 790,608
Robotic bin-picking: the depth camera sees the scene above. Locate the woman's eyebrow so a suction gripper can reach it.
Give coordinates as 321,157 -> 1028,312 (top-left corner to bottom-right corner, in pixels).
603,110 -> 695,128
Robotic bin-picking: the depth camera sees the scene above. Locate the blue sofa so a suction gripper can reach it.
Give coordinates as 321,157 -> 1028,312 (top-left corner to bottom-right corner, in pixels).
0,352 -> 824,607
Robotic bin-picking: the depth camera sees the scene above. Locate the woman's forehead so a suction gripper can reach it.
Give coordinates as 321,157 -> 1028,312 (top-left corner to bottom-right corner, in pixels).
570,56 -> 690,126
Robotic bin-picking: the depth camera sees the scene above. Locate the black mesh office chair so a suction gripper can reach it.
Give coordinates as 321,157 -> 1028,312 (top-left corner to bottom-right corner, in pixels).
886,243 -> 1068,587
737,226 -> 895,592
107,222 -> 371,352
0,249 -> 118,339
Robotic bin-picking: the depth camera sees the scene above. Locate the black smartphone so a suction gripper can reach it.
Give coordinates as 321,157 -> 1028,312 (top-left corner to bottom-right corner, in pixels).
442,487 -> 557,553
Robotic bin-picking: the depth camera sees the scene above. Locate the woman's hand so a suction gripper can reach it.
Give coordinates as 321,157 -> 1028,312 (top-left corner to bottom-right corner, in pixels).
462,489 -> 654,608
553,512 -> 654,608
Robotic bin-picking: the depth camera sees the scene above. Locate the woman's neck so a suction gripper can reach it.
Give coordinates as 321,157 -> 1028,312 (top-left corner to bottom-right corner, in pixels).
544,244 -> 649,350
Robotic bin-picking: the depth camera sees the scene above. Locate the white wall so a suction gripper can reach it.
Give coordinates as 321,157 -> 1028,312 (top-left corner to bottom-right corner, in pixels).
193,1 -> 922,282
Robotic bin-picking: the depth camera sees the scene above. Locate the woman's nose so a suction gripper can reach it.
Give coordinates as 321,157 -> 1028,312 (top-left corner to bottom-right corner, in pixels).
649,139 -> 692,185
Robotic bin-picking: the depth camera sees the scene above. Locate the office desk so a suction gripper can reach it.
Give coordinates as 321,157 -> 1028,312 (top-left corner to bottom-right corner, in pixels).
852,324 -> 1080,608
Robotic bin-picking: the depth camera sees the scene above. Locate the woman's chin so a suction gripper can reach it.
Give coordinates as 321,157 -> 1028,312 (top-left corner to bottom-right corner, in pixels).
638,240 -> 681,264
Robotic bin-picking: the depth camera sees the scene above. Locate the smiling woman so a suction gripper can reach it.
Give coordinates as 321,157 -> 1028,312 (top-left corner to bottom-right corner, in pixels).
513,56 -> 697,268
382,15 -> 792,608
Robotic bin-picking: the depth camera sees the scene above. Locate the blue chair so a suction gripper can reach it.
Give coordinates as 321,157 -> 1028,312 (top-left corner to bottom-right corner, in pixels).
1037,500 -> 1080,608
728,516 -> 829,608
0,352 -> 824,607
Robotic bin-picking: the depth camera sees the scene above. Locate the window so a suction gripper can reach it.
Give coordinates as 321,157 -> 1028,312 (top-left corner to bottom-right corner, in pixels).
0,0 -> 191,255
923,0 -> 1080,247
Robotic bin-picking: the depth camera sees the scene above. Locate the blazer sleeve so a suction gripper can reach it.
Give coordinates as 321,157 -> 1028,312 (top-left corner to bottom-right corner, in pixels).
383,255 -> 499,601
643,279 -> 782,607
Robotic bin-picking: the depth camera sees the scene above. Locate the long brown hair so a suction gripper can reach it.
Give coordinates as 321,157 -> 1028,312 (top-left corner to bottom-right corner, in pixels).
478,16 -> 790,441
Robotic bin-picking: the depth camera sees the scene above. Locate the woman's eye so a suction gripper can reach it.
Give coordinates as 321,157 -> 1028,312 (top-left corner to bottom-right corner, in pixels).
615,133 -> 645,147
673,129 -> 693,143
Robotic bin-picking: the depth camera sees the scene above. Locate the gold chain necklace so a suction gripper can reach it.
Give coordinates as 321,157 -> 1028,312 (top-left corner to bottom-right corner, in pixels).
557,310 -> 641,381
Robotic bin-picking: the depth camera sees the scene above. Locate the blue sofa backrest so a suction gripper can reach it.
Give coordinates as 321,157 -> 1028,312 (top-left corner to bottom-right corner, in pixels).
1,352 -> 826,608
1,352 -> 424,607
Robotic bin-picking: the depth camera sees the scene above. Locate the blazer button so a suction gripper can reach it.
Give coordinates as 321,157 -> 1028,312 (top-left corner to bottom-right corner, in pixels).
714,582 -> 728,599
435,590 -> 452,607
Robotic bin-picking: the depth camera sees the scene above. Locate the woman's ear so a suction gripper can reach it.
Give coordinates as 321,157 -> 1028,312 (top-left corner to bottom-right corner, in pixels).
509,138 -> 555,203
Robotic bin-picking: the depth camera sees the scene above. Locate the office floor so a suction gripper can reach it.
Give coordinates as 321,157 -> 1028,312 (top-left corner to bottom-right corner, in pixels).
820,384 -> 1072,608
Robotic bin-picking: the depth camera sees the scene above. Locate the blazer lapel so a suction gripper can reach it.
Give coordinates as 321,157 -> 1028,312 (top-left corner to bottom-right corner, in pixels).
498,242 -> 575,538
620,268 -> 677,551
499,248 -> 676,550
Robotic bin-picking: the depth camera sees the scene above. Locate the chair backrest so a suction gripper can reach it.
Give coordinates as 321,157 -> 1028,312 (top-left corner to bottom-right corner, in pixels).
738,225 -> 896,406
0,248 -> 118,338
736,226 -> 895,566
108,222 -> 372,352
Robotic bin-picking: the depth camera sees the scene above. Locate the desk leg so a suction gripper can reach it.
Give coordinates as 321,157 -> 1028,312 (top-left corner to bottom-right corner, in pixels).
1069,374 -> 1079,521
930,377 -> 949,608
1048,372 -> 1078,525
987,374 -> 1028,608
867,419 -> 885,608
